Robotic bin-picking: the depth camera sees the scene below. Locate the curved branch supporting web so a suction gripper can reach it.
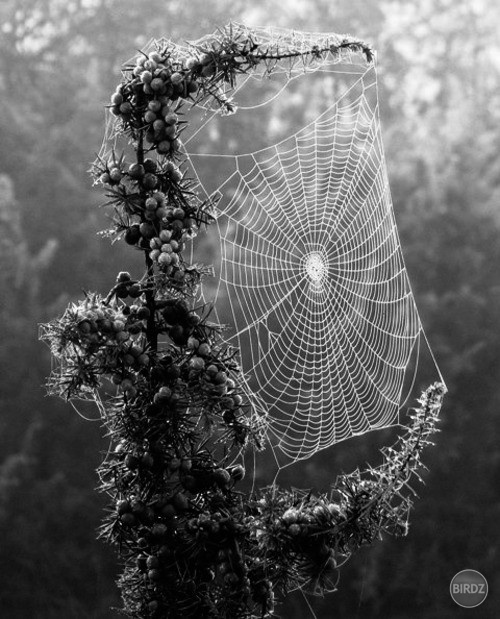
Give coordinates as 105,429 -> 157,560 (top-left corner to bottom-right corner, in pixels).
187,61 -> 432,466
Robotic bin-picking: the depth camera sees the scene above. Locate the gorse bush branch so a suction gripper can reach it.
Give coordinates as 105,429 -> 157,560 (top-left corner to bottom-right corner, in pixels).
40,23 -> 444,618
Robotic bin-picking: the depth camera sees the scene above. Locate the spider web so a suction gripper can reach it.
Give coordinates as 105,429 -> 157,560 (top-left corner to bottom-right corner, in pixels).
185,46 -> 441,467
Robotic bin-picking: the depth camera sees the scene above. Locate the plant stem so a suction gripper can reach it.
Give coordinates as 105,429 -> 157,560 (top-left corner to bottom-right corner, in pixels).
135,129 -> 158,353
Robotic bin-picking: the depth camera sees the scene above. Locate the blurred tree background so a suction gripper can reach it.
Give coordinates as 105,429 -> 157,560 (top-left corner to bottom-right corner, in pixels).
0,0 -> 498,616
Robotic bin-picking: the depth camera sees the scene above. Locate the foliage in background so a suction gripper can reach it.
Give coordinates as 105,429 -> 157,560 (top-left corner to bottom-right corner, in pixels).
0,0 -> 499,617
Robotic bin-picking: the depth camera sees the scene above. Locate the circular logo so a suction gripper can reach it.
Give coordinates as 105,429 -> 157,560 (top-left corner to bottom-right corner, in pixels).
450,569 -> 488,608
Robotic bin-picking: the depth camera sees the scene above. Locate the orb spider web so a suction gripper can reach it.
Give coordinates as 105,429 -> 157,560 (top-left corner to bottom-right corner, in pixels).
182,26 -> 444,469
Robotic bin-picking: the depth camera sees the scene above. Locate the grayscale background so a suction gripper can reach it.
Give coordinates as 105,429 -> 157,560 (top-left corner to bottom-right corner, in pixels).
0,1 -> 498,617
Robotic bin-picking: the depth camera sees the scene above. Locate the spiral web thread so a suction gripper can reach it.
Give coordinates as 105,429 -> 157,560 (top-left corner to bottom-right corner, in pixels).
96,25 -> 442,467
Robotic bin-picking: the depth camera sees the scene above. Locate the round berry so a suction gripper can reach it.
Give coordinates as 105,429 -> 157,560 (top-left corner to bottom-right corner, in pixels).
200,53 -> 212,66
151,77 -> 165,91
159,229 -> 172,243
149,51 -> 164,64
128,283 -> 142,298
158,252 -> 172,266
164,112 -> 178,126
201,63 -> 216,77
148,569 -> 162,582
120,512 -> 137,526
139,222 -> 156,239
111,92 -> 123,105
230,464 -> 246,481
198,343 -> 212,357
187,80 -> 198,94
172,207 -> 185,219
119,101 -> 133,115
125,454 -> 140,470
117,499 -> 131,515
190,356 -> 205,370
148,100 -> 162,112
146,555 -> 160,570
143,173 -> 158,190
117,271 -> 131,283
109,167 -> 122,183
214,371 -> 228,385
172,492 -> 189,511
170,72 -> 183,84
144,110 -> 157,123
144,59 -> 157,71
137,306 -> 150,320
157,140 -> 170,155
187,336 -> 199,350
185,57 -> 199,70
169,457 -> 181,471
213,468 -> 231,487
155,386 -> 172,403
128,163 -> 145,179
